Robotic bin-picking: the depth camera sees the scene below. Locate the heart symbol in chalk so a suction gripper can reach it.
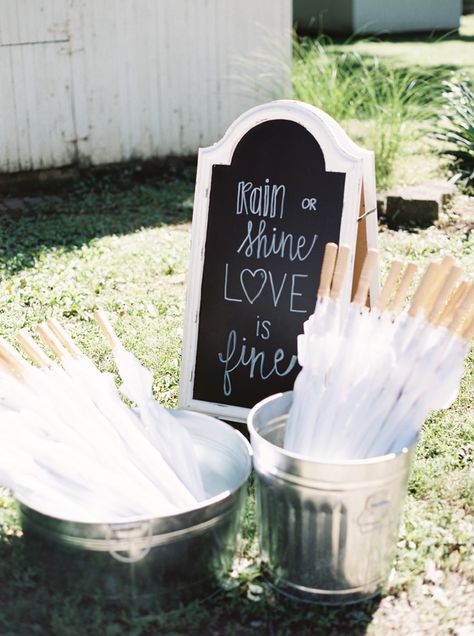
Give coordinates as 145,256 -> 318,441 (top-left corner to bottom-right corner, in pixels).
240,269 -> 267,304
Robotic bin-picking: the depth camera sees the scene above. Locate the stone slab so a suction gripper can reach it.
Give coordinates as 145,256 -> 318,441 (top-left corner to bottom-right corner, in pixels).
384,181 -> 456,227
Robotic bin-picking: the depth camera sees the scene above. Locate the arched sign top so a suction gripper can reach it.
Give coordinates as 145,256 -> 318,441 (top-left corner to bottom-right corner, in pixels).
232,119 -> 326,172
202,100 -> 366,173
179,100 -> 377,423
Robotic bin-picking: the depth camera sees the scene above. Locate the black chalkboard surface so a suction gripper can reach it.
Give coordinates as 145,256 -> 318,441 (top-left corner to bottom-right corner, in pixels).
192,119 -> 345,409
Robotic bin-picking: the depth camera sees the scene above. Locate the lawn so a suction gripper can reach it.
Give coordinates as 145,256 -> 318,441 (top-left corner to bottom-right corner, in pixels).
0,163 -> 472,635
293,14 -> 474,189
336,15 -> 474,77
0,19 -> 473,636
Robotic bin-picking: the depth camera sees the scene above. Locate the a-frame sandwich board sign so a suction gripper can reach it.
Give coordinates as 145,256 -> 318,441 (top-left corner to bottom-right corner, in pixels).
179,100 -> 378,423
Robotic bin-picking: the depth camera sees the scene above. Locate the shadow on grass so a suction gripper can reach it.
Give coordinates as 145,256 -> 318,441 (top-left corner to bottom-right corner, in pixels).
0,528 -> 382,636
0,161 -> 197,278
300,28 -> 474,46
0,484 -> 383,635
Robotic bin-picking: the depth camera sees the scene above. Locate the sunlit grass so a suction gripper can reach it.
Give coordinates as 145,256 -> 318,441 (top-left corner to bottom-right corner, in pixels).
0,167 -> 472,634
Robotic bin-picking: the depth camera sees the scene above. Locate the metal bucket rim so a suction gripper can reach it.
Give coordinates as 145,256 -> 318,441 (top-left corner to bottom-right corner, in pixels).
247,392 -> 413,468
16,411 -> 252,526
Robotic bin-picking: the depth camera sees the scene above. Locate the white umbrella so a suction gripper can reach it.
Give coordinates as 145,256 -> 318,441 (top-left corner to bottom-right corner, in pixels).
347,264 -> 471,459
308,249 -> 379,458
38,321 -> 199,509
284,243 -> 348,454
2,327 -> 199,517
94,310 -> 206,501
321,259 -> 407,459
285,245 -> 473,462
0,336 -> 182,517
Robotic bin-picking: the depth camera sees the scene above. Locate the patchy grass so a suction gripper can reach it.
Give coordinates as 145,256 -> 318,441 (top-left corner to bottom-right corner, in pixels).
336,15 -> 474,79
293,14 -> 474,190
293,38 -> 443,189
0,168 -> 472,635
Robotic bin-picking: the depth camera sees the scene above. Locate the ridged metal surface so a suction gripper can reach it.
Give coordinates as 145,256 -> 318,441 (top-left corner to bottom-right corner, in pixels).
248,392 -> 415,604
18,410 -> 252,603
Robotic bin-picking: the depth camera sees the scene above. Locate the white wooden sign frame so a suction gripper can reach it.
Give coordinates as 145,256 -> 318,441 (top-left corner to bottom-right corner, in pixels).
179,99 -> 378,422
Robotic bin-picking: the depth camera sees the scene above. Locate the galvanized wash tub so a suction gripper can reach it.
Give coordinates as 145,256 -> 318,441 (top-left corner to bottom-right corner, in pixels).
248,392 -> 415,605
18,410 -> 252,604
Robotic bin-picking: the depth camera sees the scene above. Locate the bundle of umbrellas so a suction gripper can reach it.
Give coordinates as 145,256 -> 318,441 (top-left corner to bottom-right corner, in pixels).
285,243 -> 473,461
0,312 -> 206,522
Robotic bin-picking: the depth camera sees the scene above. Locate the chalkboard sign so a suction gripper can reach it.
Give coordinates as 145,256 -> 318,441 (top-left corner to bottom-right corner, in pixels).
179,101 -> 377,422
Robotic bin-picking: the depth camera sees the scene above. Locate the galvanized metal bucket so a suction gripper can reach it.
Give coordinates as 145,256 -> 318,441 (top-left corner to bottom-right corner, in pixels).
248,391 -> 415,605
18,410 -> 252,604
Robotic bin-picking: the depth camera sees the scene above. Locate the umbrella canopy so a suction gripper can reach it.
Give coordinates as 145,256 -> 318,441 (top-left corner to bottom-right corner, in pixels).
94,310 -> 205,501
0,316 -> 208,521
284,244 -> 473,461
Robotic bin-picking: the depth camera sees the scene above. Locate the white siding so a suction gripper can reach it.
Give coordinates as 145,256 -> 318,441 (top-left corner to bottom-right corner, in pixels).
354,0 -> 461,34
0,0 -> 292,172
0,0 -> 76,171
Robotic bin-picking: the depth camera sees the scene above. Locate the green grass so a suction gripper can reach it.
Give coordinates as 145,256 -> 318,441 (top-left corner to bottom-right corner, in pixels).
293,38 -> 443,189
336,15 -> 474,79
0,168 -> 473,635
292,14 -> 474,189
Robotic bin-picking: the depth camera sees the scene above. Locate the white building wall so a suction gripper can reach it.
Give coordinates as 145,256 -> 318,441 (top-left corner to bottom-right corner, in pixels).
0,0 -> 292,172
353,0 -> 461,34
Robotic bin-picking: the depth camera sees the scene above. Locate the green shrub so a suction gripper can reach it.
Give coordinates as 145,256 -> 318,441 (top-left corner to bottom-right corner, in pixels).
432,78 -> 474,194
292,37 -> 443,189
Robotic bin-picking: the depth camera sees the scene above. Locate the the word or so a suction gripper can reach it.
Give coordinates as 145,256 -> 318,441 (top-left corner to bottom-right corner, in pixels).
301,197 -> 317,211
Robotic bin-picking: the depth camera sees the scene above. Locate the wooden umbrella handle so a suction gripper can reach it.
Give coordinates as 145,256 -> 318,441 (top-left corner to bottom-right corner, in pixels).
330,245 -> 351,300
408,262 -> 439,318
448,282 -> 474,334
436,280 -> 469,327
461,311 -> 474,341
375,260 -> 403,312
389,262 -> 417,314
95,310 -> 121,349
0,337 -> 29,380
16,329 -> 52,368
37,323 -> 67,360
317,242 -> 338,299
427,265 -> 461,324
353,249 -> 378,306
47,318 -> 82,358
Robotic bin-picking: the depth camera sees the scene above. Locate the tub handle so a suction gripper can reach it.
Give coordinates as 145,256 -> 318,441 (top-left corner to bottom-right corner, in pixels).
106,521 -> 153,563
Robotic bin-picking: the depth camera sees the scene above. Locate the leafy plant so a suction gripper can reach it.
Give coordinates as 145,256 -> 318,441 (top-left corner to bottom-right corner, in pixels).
432,78 -> 474,194
292,36 -> 443,188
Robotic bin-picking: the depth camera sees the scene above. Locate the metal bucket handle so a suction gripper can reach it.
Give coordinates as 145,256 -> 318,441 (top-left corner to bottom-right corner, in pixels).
106,521 -> 153,563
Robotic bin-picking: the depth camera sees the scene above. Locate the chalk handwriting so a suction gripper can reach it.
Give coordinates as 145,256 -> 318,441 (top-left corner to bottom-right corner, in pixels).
301,197 -> 317,211
240,269 -> 267,304
218,329 -> 297,396
223,264 -> 309,312
223,263 -> 242,303
255,316 -> 271,340
236,179 -> 285,219
237,219 -> 318,262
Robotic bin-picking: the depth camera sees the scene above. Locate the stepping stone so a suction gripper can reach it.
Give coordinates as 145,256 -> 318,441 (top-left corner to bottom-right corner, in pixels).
3,198 -> 26,211
385,181 -> 456,228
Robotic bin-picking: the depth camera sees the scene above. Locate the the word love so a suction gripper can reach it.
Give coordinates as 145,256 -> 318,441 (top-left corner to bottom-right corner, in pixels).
223,264 -> 308,313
